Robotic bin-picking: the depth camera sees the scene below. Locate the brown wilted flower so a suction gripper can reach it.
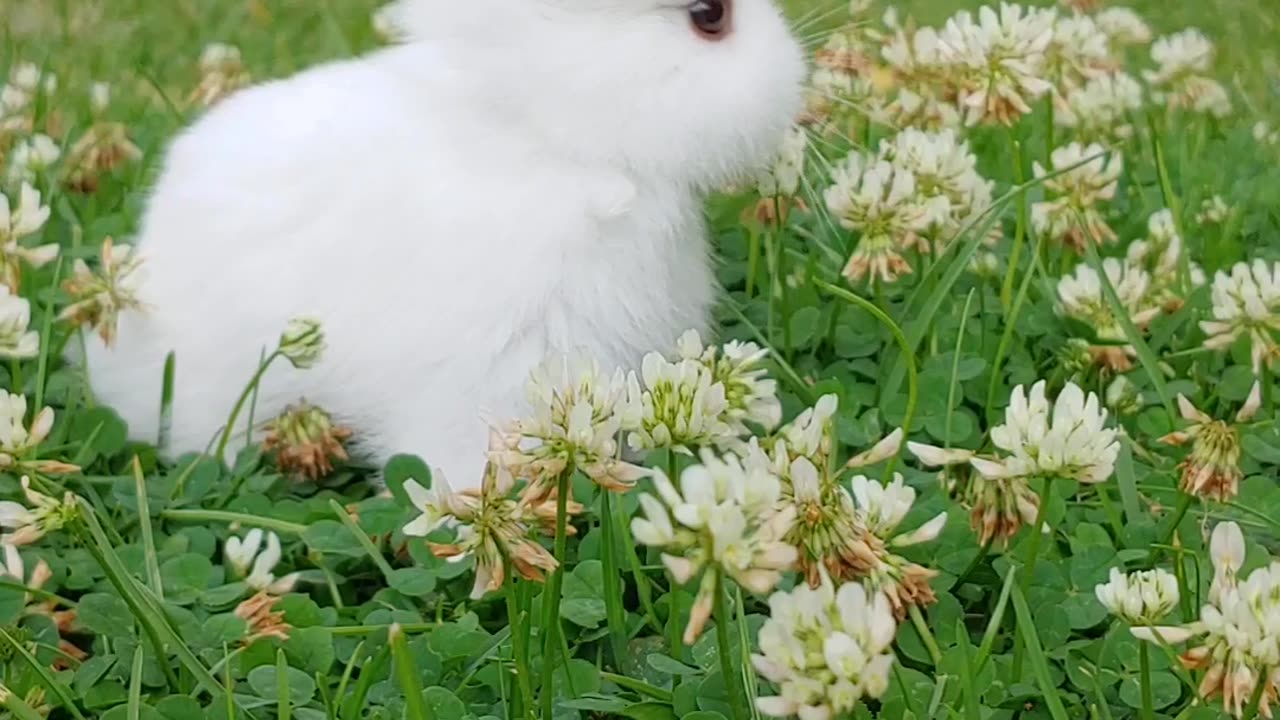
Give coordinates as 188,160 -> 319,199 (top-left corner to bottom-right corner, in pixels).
234,591 -> 292,643
189,43 -> 251,108
59,237 -> 145,346
907,443 -> 1040,547
1159,384 -> 1262,502
262,402 -> 353,480
63,122 -> 142,193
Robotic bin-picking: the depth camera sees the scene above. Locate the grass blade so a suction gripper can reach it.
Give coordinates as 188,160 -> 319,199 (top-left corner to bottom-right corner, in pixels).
599,492 -> 630,669
389,624 -> 430,720
955,619 -> 982,720
815,280 -> 916,477
128,645 -> 144,720
984,232 -> 1047,418
1114,439 -> 1143,527
0,627 -> 89,720
277,649 -> 293,720
158,351 -> 176,451
976,566 -> 1017,671
78,501 -> 228,698
328,499 -> 396,580
1010,585 -> 1071,720
1081,242 -> 1176,419
161,509 -> 307,535
341,645 -> 388,720
133,456 -> 164,600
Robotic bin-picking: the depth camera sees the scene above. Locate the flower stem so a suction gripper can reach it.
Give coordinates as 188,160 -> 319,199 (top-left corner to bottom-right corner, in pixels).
599,491 -> 630,668
1137,642 -> 1155,720
505,569 -> 535,720
712,571 -> 747,720
1012,475 -> 1053,683
908,604 -> 943,665
539,469 -> 573,718
999,135 -> 1027,311
666,452 -> 688,661
214,349 -> 282,462
1148,492 -> 1193,566
746,226 -> 761,299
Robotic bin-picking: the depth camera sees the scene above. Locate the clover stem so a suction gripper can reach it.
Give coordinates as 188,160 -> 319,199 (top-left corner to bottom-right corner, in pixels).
504,567 -> 535,720
539,468 -> 573,717
1011,474 -> 1052,683
1138,641 -> 1155,720
665,452 -> 688,661
1149,492 -> 1193,566
999,134 -> 1027,311
214,349 -> 282,463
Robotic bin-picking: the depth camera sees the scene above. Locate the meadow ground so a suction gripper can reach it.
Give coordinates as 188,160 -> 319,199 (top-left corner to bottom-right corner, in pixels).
1,1 -> 1280,720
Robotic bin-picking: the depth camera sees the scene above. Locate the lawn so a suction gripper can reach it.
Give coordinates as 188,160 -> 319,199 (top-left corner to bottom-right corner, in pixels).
1,1 -> 1280,719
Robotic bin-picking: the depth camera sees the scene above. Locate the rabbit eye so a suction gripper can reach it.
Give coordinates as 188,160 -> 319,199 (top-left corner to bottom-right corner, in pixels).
689,0 -> 732,40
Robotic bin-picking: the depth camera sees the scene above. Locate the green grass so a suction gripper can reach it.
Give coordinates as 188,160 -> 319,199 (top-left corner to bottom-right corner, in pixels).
2,1 -> 1280,719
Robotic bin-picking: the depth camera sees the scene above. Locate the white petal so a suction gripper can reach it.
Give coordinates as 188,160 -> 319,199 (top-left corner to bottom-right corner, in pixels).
1130,625 -> 1197,644
892,511 -> 947,547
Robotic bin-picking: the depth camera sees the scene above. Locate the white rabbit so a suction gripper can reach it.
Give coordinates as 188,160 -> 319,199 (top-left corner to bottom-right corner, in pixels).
83,0 -> 806,488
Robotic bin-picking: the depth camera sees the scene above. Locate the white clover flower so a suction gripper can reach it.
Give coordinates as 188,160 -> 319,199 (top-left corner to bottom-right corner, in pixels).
1201,260 -> 1280,370
1146,29 -> 1214,84
846,473 -> 946,614
1032,142 -> 1122,250
781,394 -> 839,462
1132,522 -> 1280,719
678,329 -> 782,436
1197,196 -> 1231,226
1145,30 -> 1232,117
0,542 -> 51,602
1044,13 -> 1111,93
371,3 -> 409,42
878,127 -> 994,244
0,286 -> 38,360
0,183 -> 55,288
9,64 -> 40,94
1058,71 -> 1144,141
936,3 -> 1056,126
758,126 -> 808,198
1255,122 -> 1280,146
403,457 -> 566,600
825,154 -> 941,283
59,238 -> 146,347
225,529 -> 300,594
498,352 -> 644,491
753,572 -> 898,718
625,353 -> 730,452
1056,257 -> 1160,343
0,397 -> 76,478
278,317 -> 325,369
632,450 -> 796,644
1105,375 -> 1142,416
1095,567 -> 1180,625
977,380 -> 1120,485
89,82 -> 112,115
880,26 -> 964,130
0,476 -> 76,546
6,135 -> 61,185
1126,210 -> 1206,309
1209,521 -> 1246,604
749,395 -> 877,588
1094,7 -> 1152,47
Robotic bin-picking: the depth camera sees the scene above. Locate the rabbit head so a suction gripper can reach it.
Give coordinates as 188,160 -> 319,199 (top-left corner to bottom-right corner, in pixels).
382,0 -> 808,191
